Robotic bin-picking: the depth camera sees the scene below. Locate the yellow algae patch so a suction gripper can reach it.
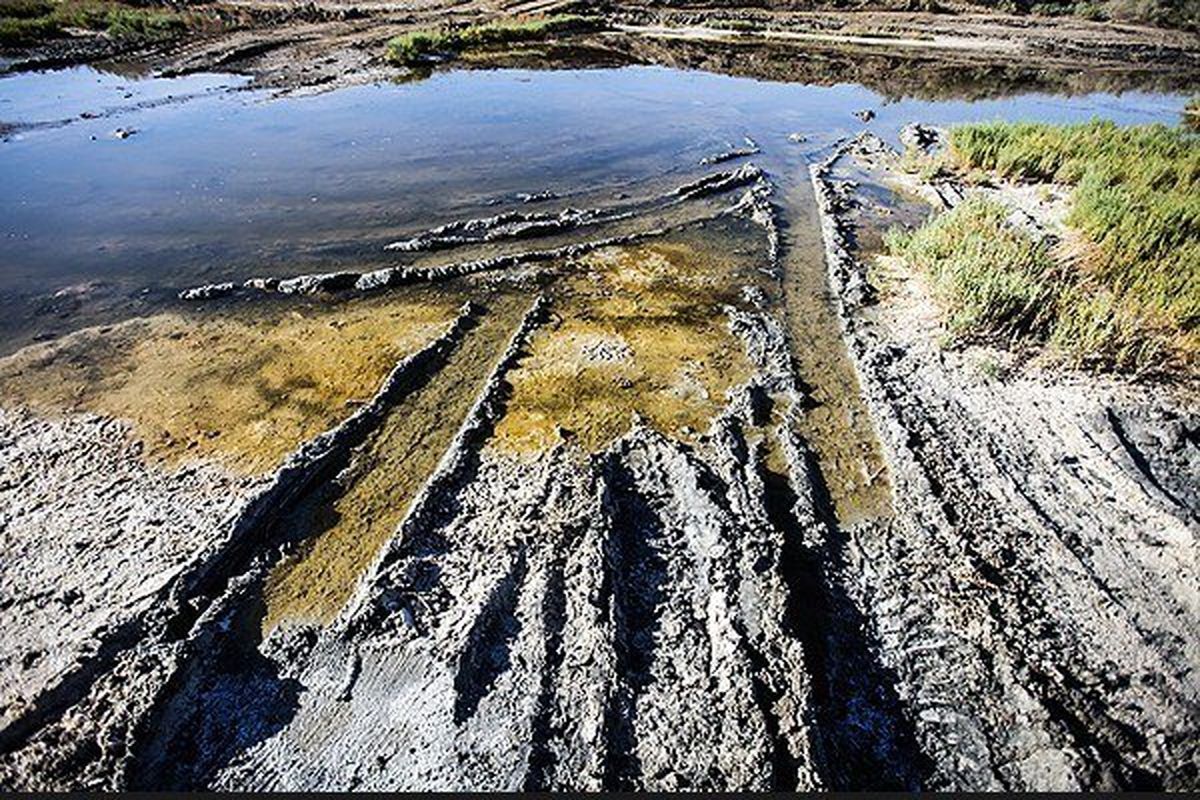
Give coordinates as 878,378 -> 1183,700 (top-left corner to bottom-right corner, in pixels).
493,240 -> 755,453
261,293 -> 528,632
0,297 -> 460,476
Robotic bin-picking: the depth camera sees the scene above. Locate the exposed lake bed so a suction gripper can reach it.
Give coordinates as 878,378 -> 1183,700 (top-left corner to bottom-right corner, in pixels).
1,2 -> 1198,791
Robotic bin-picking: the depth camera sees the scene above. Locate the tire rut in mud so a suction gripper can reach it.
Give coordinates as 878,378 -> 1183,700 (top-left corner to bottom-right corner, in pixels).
125,297 -> 535,789
808,135 -> 1199,790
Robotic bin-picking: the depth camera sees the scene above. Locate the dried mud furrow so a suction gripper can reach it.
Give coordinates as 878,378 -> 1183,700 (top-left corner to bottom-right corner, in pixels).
809,140 -> 1200,790
3,192 -> 906,790
1,120 -> 1196,792
0,302 -> 486,789
260,295 -> 532,632
201,421 -> 842,790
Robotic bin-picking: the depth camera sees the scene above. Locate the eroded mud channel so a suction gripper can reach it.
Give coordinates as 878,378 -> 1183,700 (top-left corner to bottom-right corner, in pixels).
1,62 -> 1196,791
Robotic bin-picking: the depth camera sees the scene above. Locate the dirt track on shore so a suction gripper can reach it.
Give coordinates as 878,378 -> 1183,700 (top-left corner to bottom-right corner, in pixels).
0,122 -> 1196,789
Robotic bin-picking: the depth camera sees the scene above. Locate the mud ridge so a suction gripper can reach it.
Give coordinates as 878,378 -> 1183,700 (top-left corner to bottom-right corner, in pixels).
178,165 -> 766,302
807,131 -> 1200,790
677,162 -> 764,199
381,164 -> 762,254
726,177 -> 782,276
700,137 -> 760,166
0,303 -> 481,788
346,293 -> 551,635
384,206 -> 632,252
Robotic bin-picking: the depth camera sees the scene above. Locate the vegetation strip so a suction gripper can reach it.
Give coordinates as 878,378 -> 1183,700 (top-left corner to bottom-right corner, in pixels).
889,119 -> 1199,374
385,14 -> 603,66
0,0 -> 189,45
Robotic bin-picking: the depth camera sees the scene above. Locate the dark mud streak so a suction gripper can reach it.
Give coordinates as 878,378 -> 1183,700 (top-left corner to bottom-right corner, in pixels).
1104,407 -> 1197,524
882,380 -> 1166,790
742,646 -> 800,790
764,450 -> 929,791
701,421 -> 807,788
453,550 -> 529,725
599,458 -> 669,791
127,594 -> 304,790
523,532 -> 575,791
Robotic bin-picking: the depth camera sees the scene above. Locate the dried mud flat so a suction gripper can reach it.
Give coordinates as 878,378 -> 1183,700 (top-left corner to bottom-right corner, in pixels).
2,2 -> 1199,793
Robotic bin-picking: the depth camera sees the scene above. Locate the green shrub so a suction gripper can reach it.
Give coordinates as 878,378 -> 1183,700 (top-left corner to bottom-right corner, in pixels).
1186,98 -> 1200,132
0,13 -> 58,43
385,14 -> 600,66
886,196 -> 1060,342
0,0 -> 54,19
891,119 -> 1199,373
0,1 -> 187,46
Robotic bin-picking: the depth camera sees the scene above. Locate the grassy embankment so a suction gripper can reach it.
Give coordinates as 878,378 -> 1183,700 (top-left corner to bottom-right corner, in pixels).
1187,97 -> 1200,131
0,0 -> 189,46
384,14 -> 602,66
886,119 -> 1199,375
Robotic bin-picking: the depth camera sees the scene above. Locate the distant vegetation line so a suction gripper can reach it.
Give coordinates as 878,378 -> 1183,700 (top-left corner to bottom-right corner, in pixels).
952,0 -> 1199,30
0,0 -> 190,45
648,1 -> 1199,31
384,14 -> 603,66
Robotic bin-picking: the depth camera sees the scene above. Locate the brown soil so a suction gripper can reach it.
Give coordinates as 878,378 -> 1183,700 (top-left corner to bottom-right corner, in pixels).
4,2 -> 1196,97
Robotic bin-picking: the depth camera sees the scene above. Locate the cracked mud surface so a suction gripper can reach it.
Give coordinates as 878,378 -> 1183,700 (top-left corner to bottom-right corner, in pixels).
1,4 -> 1198,792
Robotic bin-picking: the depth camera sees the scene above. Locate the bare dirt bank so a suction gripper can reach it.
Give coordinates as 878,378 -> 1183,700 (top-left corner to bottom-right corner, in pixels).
3,1 -> 1198,96
809,133 -> 1198,788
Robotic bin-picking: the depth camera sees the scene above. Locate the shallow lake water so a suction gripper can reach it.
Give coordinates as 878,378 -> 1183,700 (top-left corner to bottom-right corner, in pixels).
0,63 -> 1191,349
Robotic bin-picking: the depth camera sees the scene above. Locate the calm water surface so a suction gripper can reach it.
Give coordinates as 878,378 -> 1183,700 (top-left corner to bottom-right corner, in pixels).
0,63 -> 1190,346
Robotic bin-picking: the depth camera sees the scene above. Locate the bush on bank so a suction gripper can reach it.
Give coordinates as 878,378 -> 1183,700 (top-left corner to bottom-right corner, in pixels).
888,119 -> 1199,375
0,0 -> 187,45
385,15 -> 602,66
